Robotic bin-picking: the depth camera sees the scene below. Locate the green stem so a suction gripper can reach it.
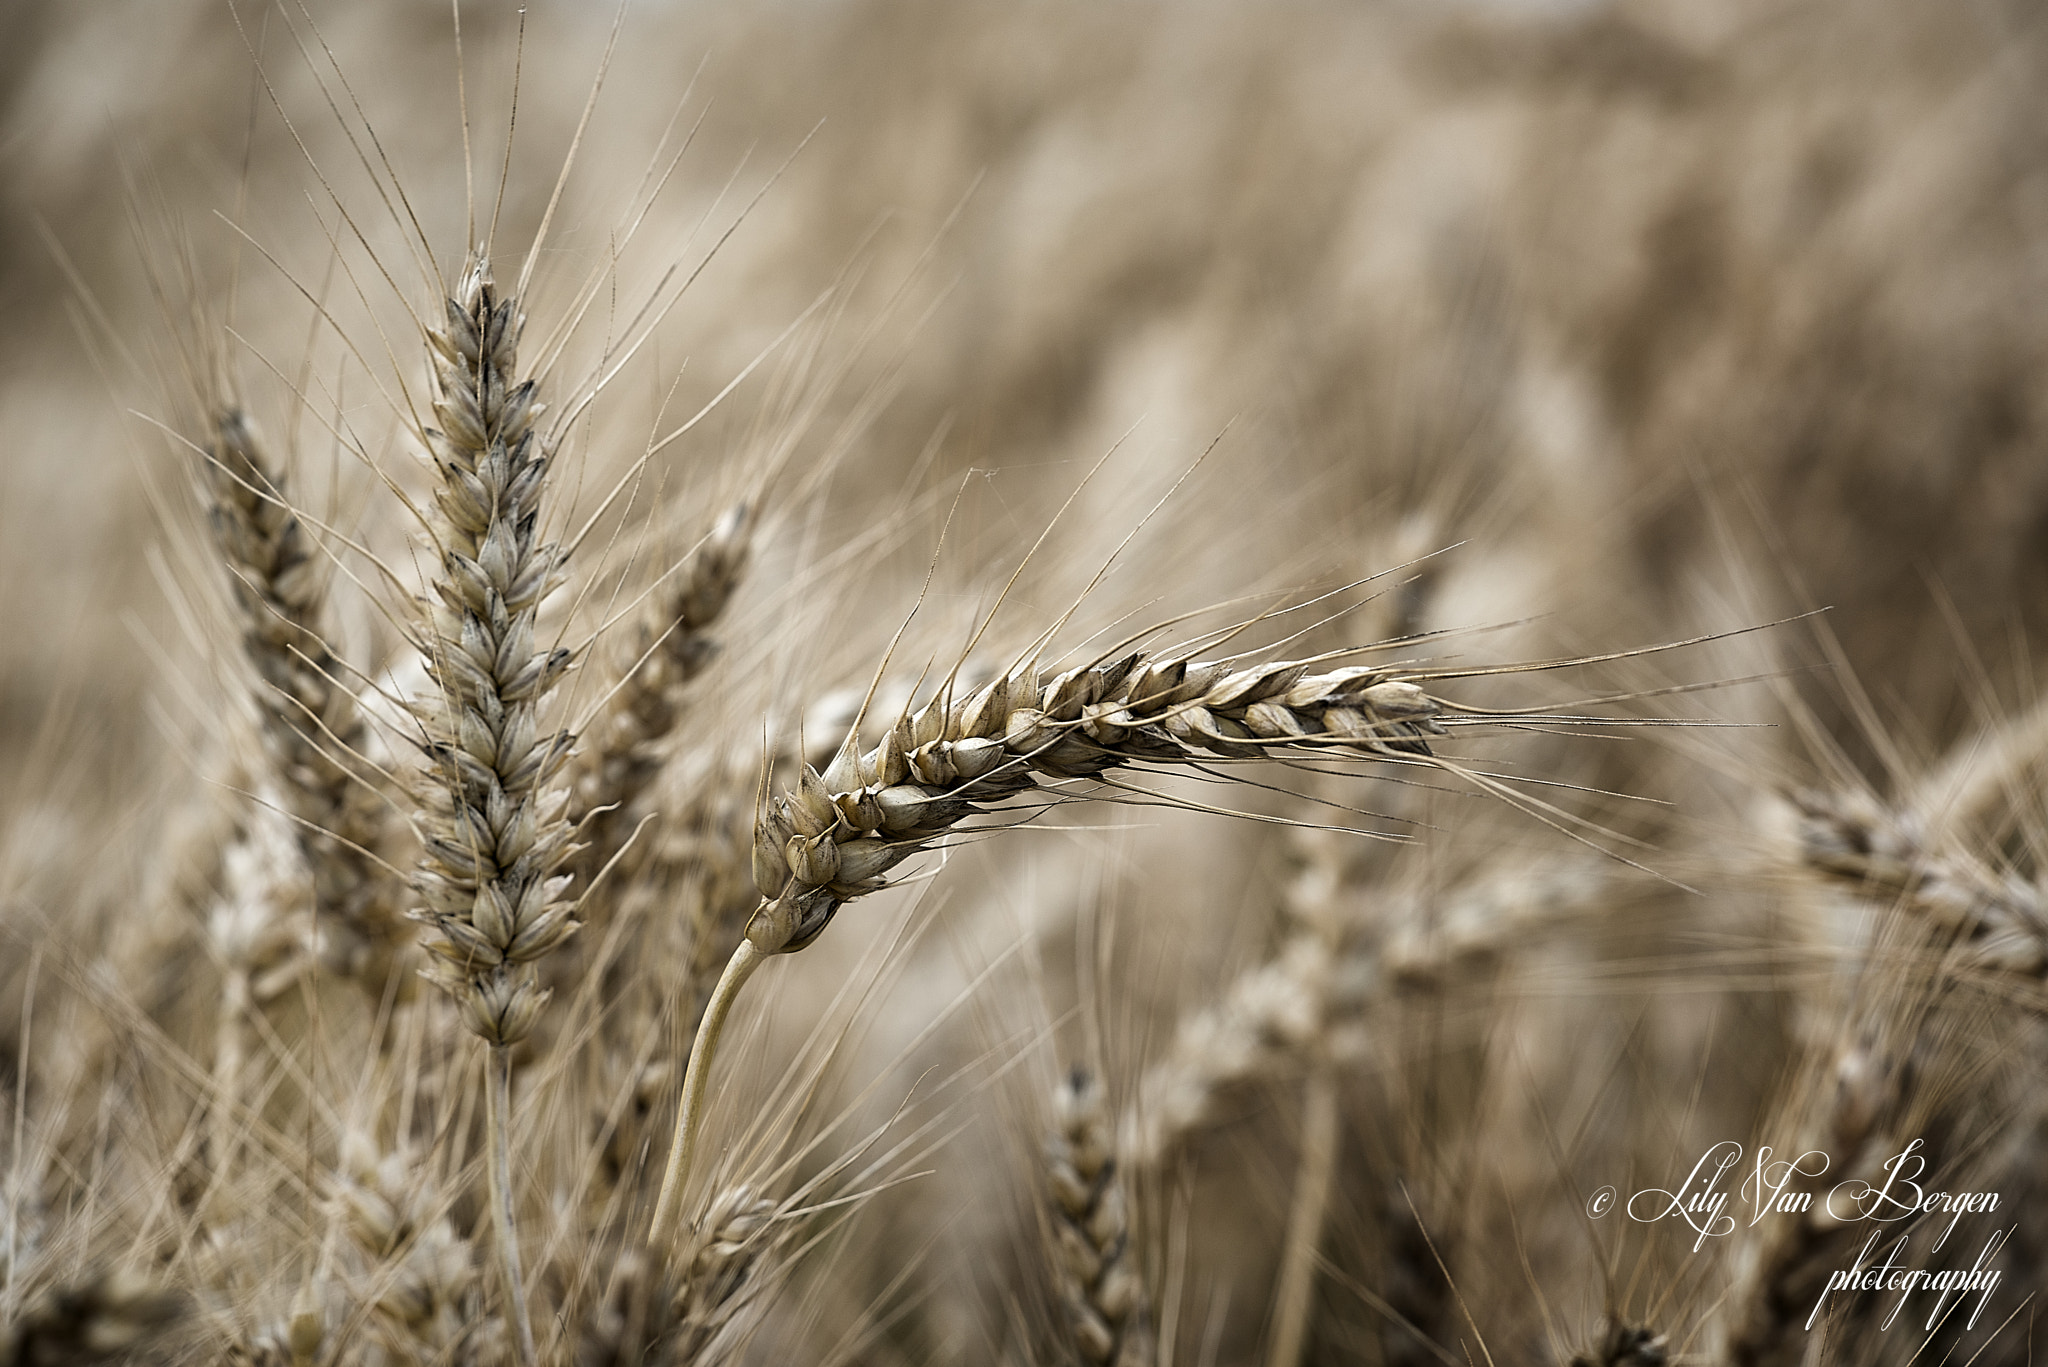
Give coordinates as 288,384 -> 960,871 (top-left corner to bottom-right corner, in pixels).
485,1044 -> 538,1367
650,937 -> 765,1247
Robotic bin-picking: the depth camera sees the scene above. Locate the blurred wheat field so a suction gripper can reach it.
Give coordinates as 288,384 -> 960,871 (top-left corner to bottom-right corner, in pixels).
3,1 -> 2048,1363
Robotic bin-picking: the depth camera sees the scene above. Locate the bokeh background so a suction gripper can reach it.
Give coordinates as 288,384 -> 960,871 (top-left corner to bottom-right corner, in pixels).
3,1 -> 2047,1363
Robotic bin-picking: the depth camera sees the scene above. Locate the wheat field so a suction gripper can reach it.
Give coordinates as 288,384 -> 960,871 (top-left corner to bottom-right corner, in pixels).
3,1 -> 2047,1363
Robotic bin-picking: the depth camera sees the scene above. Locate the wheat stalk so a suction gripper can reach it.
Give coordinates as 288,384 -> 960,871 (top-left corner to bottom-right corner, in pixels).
403,257 -> 579,1367
651,646 -> 1452,1239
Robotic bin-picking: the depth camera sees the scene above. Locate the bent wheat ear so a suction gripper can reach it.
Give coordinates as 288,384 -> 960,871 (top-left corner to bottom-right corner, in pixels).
652,647 -> 1451,1241
744,653 -> 1445,958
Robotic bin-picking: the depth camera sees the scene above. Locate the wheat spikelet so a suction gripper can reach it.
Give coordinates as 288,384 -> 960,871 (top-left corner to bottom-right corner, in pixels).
206,410 -> 401,983
1046,1069 -> 1151,1367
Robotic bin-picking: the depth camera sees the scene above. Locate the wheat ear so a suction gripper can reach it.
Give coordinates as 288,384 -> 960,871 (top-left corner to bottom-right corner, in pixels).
207,409 -> 401,983
200,808 -> 304,1208
1125,857 -> 1606,1167
667,1185 -> 781,1365
650,648 -> 1449,1241
1047,1068 -> 1152,1367
555,505 -> 753,1100
573,501 -> 752,882
1726,1045 -> 1890,1367
405,258 -> 577,1367
572,1186 -> 781,1366
1792,787 -> 2048,979
333,1129 -> 499,1364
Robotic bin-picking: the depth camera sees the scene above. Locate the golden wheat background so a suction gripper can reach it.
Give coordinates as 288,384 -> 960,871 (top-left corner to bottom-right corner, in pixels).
2,0 -> 2047,1363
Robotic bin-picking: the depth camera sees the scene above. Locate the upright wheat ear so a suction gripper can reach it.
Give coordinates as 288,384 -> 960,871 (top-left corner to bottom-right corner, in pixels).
409,262 -> 579,1037
1047,1069 -> 1151,1367
207,410 -> 399,981
575,501 -> 753,879
406,257 -> 576,1367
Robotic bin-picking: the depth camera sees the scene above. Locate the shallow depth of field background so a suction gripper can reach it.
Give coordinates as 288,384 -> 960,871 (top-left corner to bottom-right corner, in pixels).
2,1 -> 2047,1363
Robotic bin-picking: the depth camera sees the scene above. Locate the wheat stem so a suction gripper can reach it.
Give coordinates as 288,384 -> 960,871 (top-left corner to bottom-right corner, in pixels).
1267,1063 -> 1339,1367
650,937 -> 764,1247
485,1044 -> 538,1367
